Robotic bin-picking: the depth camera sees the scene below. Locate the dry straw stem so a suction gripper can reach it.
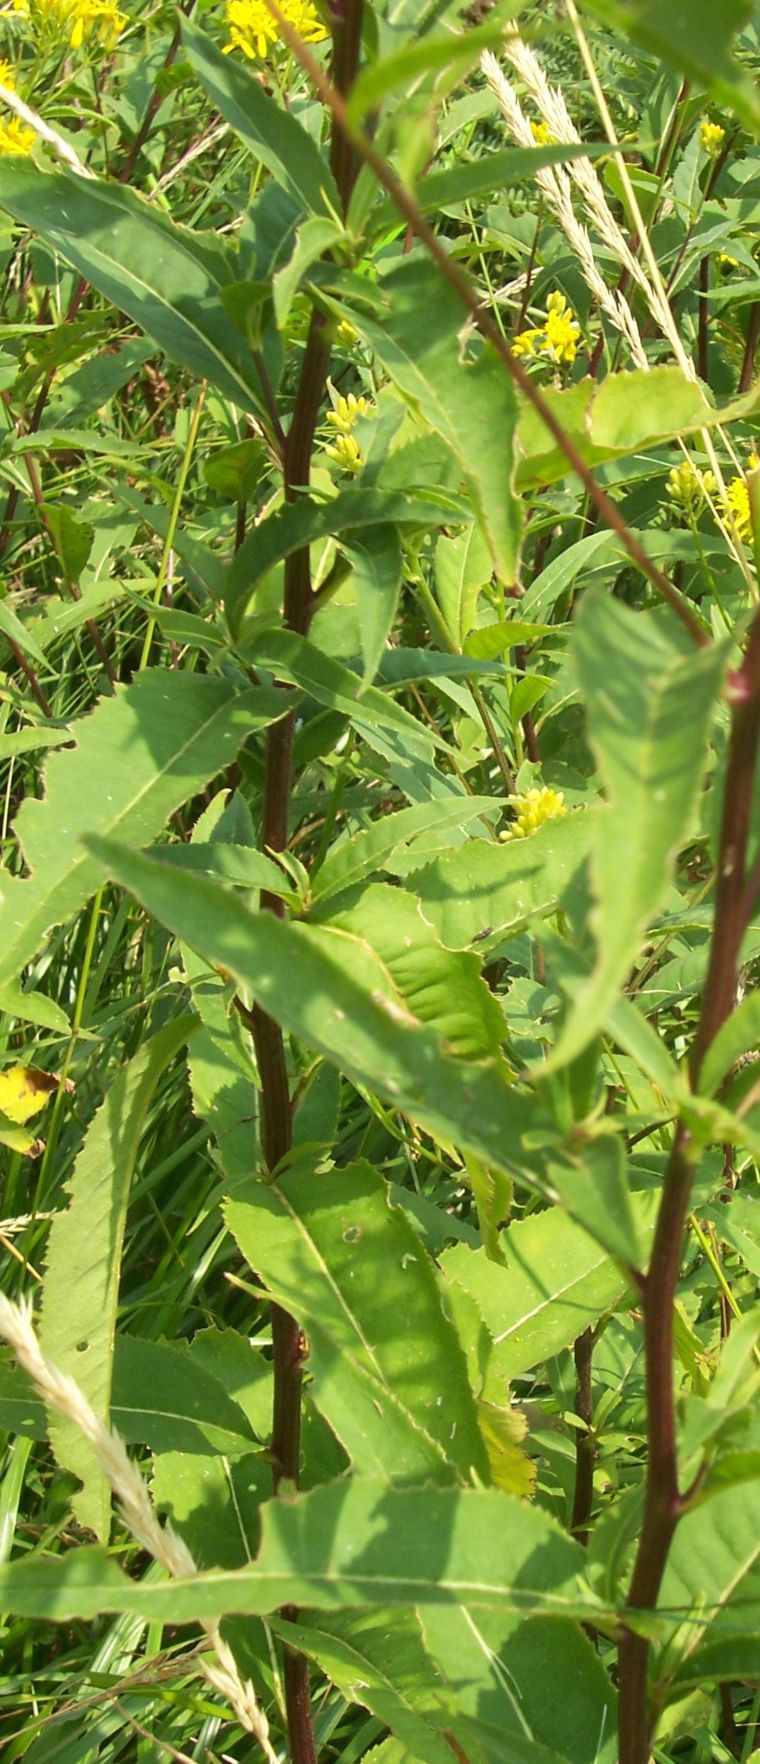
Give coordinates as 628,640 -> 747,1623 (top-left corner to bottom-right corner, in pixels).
259,0 -> 705,645
562,0 -> 753,584
0,83 -> 96,179
481,53 -> 647,365
0,1293 -> 277,1764
488,17 -> 754,589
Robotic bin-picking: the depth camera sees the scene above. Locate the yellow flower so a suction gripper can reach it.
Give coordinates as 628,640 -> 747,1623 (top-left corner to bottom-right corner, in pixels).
513,324 -> 543,359
530,119 -> 555,147
224,0 -> 328,59
0,61 -> 17,90
700,120 -> 725,158
325,431 -> 363,473
0,113 -> 34,153
504,786 -> 567,841
666,459 -> 716,516
514,292 -> 580,368
336,317 -> 359,348
724,475 -> 752,542
324,387 -> 373,473
9,0 -> 126,48
326,391 -> 369,435
543,290 -> 580,365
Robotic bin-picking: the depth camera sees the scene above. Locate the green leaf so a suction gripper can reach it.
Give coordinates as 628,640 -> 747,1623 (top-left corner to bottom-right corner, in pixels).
539,928 -> 681,1095
43,503 -> 94,584
270,1609 -> 461,1764
515,368 -> 760,491
0,1476 -> 596,1624
153,1450 -> 268,1568
0,983 -> 70,1035
541,1135 -> 641,1269
311,797 -> 503,904
421,1609 -> 617,1764
581,0 -> 760,134
0,597 -> 47,667
413,812 -> 593,952
442,1205 -> 637,1382
659,1482 -> 760,1686
203,437 -> 266,501
341,524 -> 404,685
227,1162 -> 489,1485
464,620 -> 553,659
698,991 -> 760,1097
346,9 -> 525,122
273,216 -> 345,329
85,839 -> 649,1253
344,260 -> 522,582
372,144 -> 611,230
40,1019 -> 196,1540
706,1193 -> 760,1282
226,487 -> 463,631
0,673 -> 285,989
434,526 -> 493,650
545,596 -> 728,1072
182,21 -> 341,219
111,1336 -> 259,1458
321,884 -> 505,1061
0,165 -> 269,419
80,840 -> 547,1194
179,792 -> 261,1182
0,725 -> 71,761
0,1336 -> 260,1457
157,841 -> 298,902
248,629 -> 448,755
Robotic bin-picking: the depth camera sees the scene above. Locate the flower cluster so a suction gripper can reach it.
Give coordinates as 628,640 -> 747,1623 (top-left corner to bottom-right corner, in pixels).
0,60 -> 33,154
224,0 -> 327,60
700,119 -> 725,159
7,0 -> 127,49
0,112 -> 32,152
504,786 -> 567,841
513,291 -> 581,368
325,391 -> 372,475
723,458 -> 759,543
530,118 -> 555,147
666,458 -> 717,518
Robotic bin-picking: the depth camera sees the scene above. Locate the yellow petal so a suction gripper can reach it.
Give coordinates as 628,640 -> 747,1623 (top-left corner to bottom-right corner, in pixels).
0,1066 -> 68,1125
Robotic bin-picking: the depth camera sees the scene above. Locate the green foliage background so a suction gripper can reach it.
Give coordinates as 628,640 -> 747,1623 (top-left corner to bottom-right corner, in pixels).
0,0 -> 759,1760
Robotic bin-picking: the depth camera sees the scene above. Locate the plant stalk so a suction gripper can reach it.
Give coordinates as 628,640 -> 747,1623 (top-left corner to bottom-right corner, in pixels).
570,1327 -> 595,1545
250,13 -> 363,1761
618,609 -> 760,1764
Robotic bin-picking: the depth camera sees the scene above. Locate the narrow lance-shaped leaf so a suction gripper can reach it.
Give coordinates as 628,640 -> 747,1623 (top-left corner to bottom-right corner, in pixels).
226,1163 -> 490,1486
269,1609 -> 463,1764
0,1477 -> 598,1624
311,797 -> 504,905
321,884 -> 506,1062
182,20 -> 341,218
225,486 -> 464,631
84,840 -> 643,1256
442,1202 -> 642,1383
0,673 -> 285,989
339,259 -> 522,584
40,1018 -> 197,1540
0,164 -> 269,418
341,524 -> 404,685
581,0 -> 760,135
81,839 -> 549,1193
543,594 -> 728,1073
